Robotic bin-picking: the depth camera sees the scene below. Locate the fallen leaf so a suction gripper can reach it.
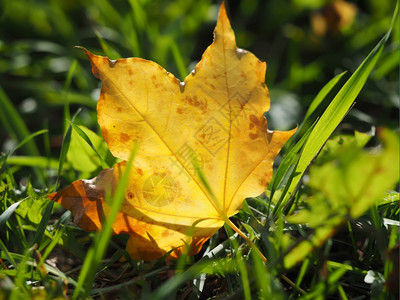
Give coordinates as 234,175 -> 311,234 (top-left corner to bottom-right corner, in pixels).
49,2 -> 295,260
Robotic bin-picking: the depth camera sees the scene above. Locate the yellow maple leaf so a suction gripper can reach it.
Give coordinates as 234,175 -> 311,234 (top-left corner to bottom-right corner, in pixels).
49,2 -> 295,260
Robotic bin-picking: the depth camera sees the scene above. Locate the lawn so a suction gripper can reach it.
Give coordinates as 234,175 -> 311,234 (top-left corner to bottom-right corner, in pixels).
0,0 -> 398,299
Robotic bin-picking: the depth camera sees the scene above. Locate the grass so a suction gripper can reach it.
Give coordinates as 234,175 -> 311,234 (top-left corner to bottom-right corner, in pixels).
0,0 -> 399,299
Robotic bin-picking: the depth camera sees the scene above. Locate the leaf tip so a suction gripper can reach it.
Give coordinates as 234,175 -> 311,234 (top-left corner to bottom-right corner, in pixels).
74,46 -> 89,56
74,46 -> 99,62
217,1 -> 229,25
47,192 -> 57,201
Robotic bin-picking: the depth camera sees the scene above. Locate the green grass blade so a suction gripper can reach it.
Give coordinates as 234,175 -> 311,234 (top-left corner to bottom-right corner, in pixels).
0,238 -> 17,269
62,59 -> 78,131
303,71 -> 347,121
223,224 -> 251,300
295,256 -> 311,287
70,122 -> 110,169
0,85 -> 40,157
170,40 -> 187,80
94,30 -> 121,59
281,71 -> 347,158
72,144 -> 138,299
299,264 -> 348,299
0,199 -> 26,229
279,3 -> 398,211
6,156 -> 59,169
269,121 -> 317,217
10,248 -> 32,299
30,199 -> 53,248
270,120 -> 315,195
55,108 -> 82,189
7,129 -> 48,158
236,251 -> 251,300
64,59 -> 78,91
31,109 -> 81,248
37,226 -> 66,274
251,249 -> 270,299
0,85 -> 45,184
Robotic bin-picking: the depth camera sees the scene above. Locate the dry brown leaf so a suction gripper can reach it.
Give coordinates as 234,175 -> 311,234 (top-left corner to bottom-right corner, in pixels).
49,2 -> 295,260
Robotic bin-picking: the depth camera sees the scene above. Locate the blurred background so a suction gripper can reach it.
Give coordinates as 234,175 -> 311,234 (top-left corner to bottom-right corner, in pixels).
0,0 -> 398,187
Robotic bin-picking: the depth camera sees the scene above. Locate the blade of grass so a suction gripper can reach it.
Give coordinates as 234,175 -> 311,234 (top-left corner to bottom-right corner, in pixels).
0,86 -> 40,157
11,246 -> 33,298
337,285 -> 349,300
31,109 -> 81,248
170,40 -> 187,80
295,256 -> 311,287
6,156 -> 59,169
0,199 -> 26,229
62,60 -> 78,132
94,30 -> 121,59
303,71 -> 347,122
224,224 -> 251,300
0,238 -> 17,268
279,71 -> 346,153
127,0 -> 147,57
0,85 -> 45,184
55,108 -> 81,190
251,248 -> 270,299
70,122 -> 110,169
37,226 -> 66,274
7,129 -> 48,158
72,144 -> 138,299
269,120 -> 316,199
278,3 -> 398,212
299,264 -> 348,299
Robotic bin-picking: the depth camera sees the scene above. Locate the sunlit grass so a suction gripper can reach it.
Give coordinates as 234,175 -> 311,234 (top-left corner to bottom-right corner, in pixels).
0,0 -> 398,299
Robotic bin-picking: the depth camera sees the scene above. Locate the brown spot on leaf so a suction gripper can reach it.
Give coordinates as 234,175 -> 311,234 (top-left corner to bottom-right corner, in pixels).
151,74 -> 161,88
249,114 -> 259,125
176,107 -> 183,114
137,168 -> 144,175
258,177 -> 268,186
183,95 -> 207,113
249,133 -> 258,140
127,192 -> 134,199
120,133 -> 130,143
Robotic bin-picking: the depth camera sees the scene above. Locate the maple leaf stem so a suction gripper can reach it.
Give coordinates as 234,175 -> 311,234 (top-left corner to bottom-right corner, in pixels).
224,217 -> 267,264
225,217 -> 306,295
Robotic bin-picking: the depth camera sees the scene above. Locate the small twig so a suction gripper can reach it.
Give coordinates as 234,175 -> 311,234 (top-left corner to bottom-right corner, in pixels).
0,257 -> 8,270
281,274 -> 306,295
